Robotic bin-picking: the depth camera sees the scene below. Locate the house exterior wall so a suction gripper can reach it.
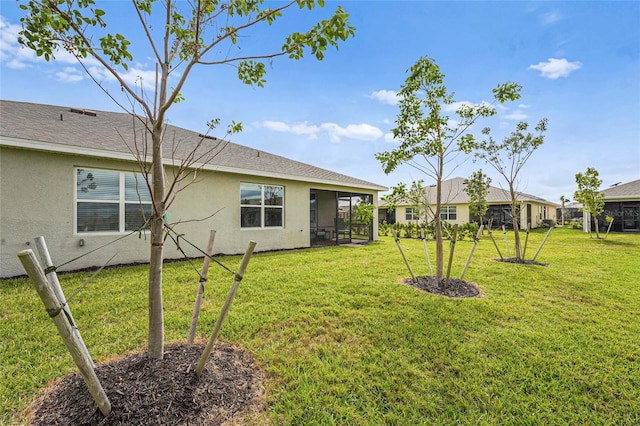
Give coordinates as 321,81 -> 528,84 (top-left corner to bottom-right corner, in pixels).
387,201 -> 556,229
387,204 -> 470,226
393,206 -> 416,225
0,147 -> 379,278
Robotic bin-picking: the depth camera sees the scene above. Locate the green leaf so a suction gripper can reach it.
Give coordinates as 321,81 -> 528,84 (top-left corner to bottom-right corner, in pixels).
493,81 -> 522,103
237,60 -> 266,87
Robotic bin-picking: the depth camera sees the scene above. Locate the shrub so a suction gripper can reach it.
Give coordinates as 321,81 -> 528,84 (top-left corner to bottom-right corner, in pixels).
378,221 -> 391,237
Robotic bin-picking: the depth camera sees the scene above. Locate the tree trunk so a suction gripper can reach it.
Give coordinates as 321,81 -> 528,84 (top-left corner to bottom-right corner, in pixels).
435,156 -> 444,279
148,124 -> 166,360
509,185 -> 522,259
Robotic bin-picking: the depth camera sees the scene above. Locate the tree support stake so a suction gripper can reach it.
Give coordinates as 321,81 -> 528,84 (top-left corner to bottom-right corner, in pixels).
392,230 -> 417,283
188,230 -> 216,344
18,250 -> 111,417
196,240 -> 257,377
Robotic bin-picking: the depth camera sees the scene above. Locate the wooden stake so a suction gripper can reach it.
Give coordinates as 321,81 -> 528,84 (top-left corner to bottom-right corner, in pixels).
604,218 -> 614,239
460,225 -> 484,280
196,241 -> 256,377
392,230 -> 417,283
502,225 -> 511,258
18,250 -> 111,416
34,236 -> 94,368
487,223 -> 504,260
532,227 -> 554,262
188,230 -> 216,344
522,224 -> 530,260
420,229 -> 433,277
445,224 -> 459,288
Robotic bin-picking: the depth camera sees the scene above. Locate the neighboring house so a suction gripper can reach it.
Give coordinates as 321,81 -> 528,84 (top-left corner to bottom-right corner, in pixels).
583,179 -> 640,233
556,201 -> 583,222
379,177 -> 558,229
0,100 -> 386,278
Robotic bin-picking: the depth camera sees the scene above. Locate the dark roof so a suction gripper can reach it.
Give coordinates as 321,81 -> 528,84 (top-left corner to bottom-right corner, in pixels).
600,179 -> 640,200
379,177 -> 557,207
0,100 -> 386,191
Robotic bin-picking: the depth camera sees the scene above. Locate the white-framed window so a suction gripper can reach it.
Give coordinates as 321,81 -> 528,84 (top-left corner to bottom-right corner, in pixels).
240,183 -> 284,228
440,206 -> 457,221
405,207 -> 419,221
75,168 -> 152,233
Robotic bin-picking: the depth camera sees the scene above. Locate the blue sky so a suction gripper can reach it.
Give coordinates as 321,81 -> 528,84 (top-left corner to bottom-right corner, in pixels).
1,1 -> 639,203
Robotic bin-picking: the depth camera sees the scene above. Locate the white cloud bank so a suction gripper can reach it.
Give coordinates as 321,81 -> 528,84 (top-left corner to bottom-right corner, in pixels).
369,89 -> 399,105
529,58 -> 582,79
0,15 -> 159,90
256,120 -> 384,143
321,123 -> 383,143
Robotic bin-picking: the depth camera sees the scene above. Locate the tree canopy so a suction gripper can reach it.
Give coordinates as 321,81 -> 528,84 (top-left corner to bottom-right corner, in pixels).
473,118 -> 548,259
574,167 -> 604,238
18,0 -> 356,359
376,55 -> 521,279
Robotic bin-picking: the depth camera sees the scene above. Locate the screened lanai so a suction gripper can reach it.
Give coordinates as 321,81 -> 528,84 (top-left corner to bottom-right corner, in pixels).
310,190 -> 374,246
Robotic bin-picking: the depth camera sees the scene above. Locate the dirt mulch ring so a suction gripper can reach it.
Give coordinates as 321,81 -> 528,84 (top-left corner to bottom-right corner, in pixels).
25,342 -> 266,426
494,257 -> 549,266
402,276 -> 483,298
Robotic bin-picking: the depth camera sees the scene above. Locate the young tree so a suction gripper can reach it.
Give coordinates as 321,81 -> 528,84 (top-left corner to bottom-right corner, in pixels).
18,0 -> 355,359
473,118 -> 548,260
376,56 -> 521,280
464,170 -> 492,227
574,167 -> 605,238
382,180 -> 431,225
559,195 -> 569,226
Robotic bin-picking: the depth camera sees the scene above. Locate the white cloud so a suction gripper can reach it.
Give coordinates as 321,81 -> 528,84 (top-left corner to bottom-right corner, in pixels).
369,89 -> 400,105
540,10 -> 562,25
0,17 -> 36,69
529,58 -> 582,79
321,123 -> 384,143
259,120 -> 290,132
257,119 -> 384,143
0,15 -> 157,89
290,122 -> 320,136
256,120 -> 320,137
444,101 -> 472,112
383,132 -> 396,143
56,67 -> 84,83
503,110 -> 528,120
444,100 -> 493,113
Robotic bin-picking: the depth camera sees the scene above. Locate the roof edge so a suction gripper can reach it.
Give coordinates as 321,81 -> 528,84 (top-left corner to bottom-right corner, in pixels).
1,136 -> 387,192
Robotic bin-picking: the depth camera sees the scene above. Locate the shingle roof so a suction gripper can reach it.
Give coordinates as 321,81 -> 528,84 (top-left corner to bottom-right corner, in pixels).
380,177 -> 557,206
600,179 -> 640,199
0,100 -> 386,191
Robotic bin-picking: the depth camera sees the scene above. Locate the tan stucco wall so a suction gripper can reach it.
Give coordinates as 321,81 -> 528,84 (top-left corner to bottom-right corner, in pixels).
521,201 -> 557,229
0,147 -> 379,277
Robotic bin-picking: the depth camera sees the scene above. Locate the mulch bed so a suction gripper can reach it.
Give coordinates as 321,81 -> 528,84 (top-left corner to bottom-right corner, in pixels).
25,342 -> 265,426
402,276 -> 483,298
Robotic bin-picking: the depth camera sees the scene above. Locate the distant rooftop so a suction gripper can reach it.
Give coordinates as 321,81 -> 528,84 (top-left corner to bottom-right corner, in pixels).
601,179 -> 640,199
380,177 -> 557,206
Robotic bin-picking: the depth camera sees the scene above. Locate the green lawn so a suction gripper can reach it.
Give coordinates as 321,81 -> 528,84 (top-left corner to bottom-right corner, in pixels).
1,227 -> 639,425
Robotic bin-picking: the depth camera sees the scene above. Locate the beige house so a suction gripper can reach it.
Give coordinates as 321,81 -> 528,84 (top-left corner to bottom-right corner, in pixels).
0,100 -> 386,278
379,177 -> 557,229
